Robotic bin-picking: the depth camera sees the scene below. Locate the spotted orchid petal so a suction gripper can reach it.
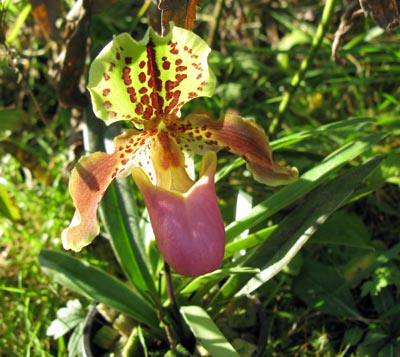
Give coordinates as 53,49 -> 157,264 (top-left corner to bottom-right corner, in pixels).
132,152 -> 225,277
170,113 -> 299,186
62,129 -> 155,251
87,25 -> 216,127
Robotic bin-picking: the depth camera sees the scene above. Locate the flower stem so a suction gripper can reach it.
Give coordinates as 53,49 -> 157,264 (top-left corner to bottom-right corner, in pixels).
164,262 -> 196,352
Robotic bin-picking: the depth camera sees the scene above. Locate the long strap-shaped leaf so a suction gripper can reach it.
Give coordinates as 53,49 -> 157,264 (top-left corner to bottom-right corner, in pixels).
38,249 -> 162,335
213,156 -> 384,303
225,132 -> 385,242
180,305 -> 240,357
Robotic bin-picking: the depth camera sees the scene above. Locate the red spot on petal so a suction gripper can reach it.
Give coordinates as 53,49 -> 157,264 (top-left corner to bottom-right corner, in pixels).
165,91 -> 181,113
139,60 -> 146,69
116,52 -> 121,60
103,73 -> 110,80
176,65 -> 187,72
102,88 -> 110,96
104,101 -> 112,108
122,67 -> 132,85
169,41 -> 179,55
135,103 -> 143,115
139,72 -> 146,83
205,131 -> 212,138
188,92 -> 197,99
176,74 -> 187,82
127,87 -> 136,103
108,63 -> 115,72
125,57 -> 132,64
165,80 -> 179,91
163,61 -> 171,70
143,107 -> 153,119
175,59 -> 183,65
139,87 -> 147,94
141,94 -> 150,105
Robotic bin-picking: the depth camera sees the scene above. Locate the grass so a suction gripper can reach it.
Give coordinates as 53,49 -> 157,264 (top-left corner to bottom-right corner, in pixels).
0,150 -> 72,355
1,0 -> 400,355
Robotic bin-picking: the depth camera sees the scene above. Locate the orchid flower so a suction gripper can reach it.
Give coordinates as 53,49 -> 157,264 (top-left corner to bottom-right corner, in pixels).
61,26 -> 298,277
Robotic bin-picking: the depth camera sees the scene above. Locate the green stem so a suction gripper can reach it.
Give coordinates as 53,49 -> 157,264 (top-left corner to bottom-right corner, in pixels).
164,262 -> 196,352
268,0 -> 336,135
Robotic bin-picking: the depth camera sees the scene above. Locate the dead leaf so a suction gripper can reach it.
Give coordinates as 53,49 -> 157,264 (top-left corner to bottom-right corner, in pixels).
158,0 -> 199,34
28,0 -> 61,41
332,1 -> 362,64
333,0 -> 400,64
359,0 -> 400,30
57,0 -> 91,108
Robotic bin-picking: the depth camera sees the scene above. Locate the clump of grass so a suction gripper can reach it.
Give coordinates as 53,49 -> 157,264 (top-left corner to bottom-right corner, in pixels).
0,149 -> 74,355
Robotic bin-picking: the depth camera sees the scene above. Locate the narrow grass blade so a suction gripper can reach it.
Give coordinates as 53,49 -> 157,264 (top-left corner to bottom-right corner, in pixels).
180,306 -> 240,357
225,132 -> 385,241
38,249 -> 161,334
215,156 -> 384,301
224,226 -> 277,259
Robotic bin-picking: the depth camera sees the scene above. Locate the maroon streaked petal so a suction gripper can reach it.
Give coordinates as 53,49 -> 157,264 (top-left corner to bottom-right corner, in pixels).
176,113 -> 299,186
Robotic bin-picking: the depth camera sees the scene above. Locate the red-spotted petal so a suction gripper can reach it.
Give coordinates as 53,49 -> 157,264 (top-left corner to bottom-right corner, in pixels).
87,26 -> 216,127
171,113 -> 298,186
132,152 -> 225,277
62,129 -> 155,251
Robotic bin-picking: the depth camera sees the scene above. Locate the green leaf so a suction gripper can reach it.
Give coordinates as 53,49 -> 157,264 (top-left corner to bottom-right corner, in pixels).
308,211 -> 373,249
180,306 -> 239,357
179,267 -> 259,296
6,3 -> 31,44
88,25 -> 216,126
38,249 -> 161,334
0,182 -> 21,221
224,226 -> 276,259
293,258 -> 360,317
0,108 -> 30,132
271,117 -> 374,151
368,153 -> 400,186
224,132 -> 385,242
214,155 -> 384,302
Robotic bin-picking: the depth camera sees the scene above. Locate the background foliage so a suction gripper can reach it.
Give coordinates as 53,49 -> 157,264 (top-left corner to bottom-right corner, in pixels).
1,0 -> 399,356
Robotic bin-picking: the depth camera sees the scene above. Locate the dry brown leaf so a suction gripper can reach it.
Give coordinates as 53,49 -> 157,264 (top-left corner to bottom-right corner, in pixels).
333,0 -> 400,64
28,0 -> 61,41
359,0 -> 400,30
158,0 -> 199,34
57,0 -> 91,108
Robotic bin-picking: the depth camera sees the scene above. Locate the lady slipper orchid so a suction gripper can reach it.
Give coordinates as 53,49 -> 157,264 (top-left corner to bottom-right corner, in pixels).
62,25 -> 298,277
